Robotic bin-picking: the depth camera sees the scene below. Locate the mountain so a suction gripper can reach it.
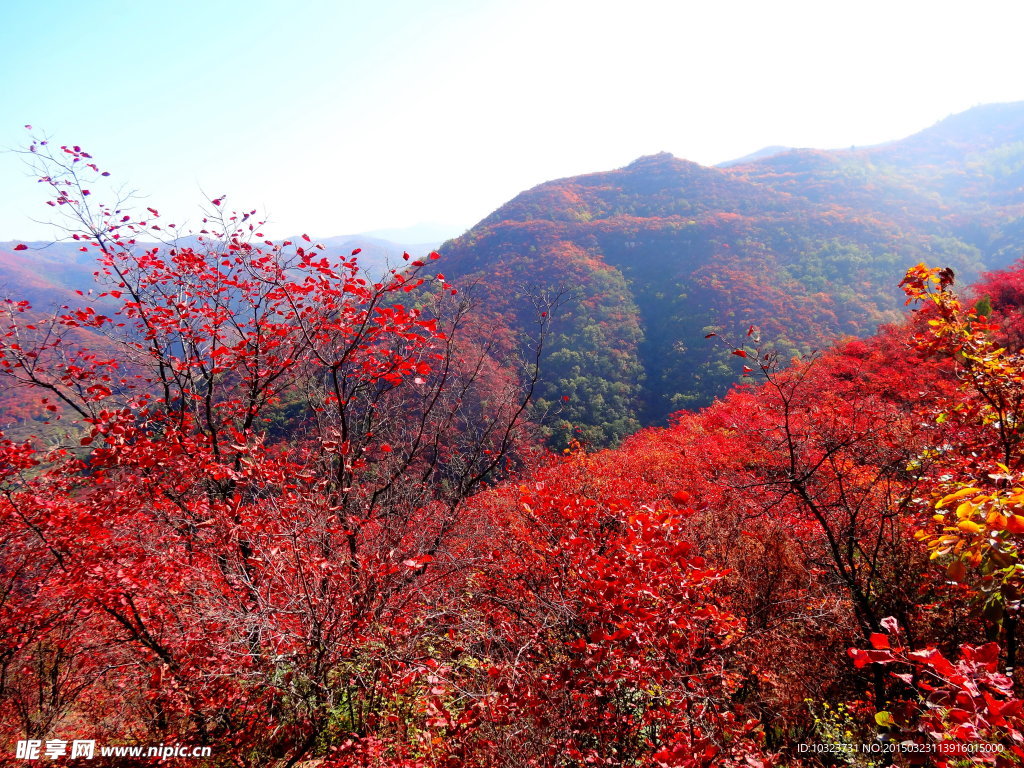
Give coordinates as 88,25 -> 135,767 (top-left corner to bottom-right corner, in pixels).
0,241 -> 106,308
5,104 -> 1024,449
359,222 -> 463,243
429,103 -> 1024,447
315,233 -> 445,276
715,145 -> 793,168
0,231 -> 443,312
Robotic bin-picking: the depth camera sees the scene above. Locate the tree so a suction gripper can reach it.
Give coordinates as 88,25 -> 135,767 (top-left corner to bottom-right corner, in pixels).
0,138 -> 553,765
900,263 -> 1024,671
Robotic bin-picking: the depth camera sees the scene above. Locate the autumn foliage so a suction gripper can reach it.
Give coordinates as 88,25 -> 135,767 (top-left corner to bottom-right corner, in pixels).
7,139 -> 1024,767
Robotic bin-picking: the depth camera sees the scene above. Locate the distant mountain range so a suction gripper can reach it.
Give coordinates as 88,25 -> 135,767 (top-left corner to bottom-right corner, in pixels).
428,102 -> 1024,446
358,223 -> 463,243
0,231 -> 445,311
6,103 -> 1024,447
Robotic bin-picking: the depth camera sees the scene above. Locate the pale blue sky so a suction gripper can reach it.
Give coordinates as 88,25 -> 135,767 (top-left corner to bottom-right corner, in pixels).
2,0 -> 1023,241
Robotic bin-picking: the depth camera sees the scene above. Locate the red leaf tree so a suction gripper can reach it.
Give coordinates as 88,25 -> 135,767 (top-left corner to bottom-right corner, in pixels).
0,140 -> 552,764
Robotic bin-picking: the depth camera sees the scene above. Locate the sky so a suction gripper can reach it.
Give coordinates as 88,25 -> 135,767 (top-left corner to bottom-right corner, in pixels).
2,0 -> 1024,242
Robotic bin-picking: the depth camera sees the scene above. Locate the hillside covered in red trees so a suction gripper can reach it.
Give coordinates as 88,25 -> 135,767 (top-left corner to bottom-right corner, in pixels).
6,117 -> 1024,767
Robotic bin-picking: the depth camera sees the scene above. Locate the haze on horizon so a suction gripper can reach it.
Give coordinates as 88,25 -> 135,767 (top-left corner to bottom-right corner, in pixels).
2,0 -> 1022,242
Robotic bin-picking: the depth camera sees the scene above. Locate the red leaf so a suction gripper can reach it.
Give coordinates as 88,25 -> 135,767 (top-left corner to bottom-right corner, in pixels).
869,633 -> 890,650
848,647 -> 895,668
13,244 -> 27,251
732,349 -> 748,358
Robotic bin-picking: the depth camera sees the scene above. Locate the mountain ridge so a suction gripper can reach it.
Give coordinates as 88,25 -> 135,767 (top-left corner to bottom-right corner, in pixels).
4,103 -> 1024,447
430,102 -> 1024,446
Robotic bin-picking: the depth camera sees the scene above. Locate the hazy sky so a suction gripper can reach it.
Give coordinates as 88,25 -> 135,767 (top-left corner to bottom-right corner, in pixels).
2,0 -> 1023,241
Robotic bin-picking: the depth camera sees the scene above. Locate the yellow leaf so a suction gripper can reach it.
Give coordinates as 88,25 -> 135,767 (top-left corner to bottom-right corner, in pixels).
936,488 -> 981,509
957,520 -> 984,534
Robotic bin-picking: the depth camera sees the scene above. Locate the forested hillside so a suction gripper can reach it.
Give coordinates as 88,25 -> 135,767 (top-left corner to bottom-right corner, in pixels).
433,103 -> 1024,446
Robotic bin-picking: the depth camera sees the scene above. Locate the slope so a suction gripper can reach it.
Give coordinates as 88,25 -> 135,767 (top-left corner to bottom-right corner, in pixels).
433,105 -> 1019,445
